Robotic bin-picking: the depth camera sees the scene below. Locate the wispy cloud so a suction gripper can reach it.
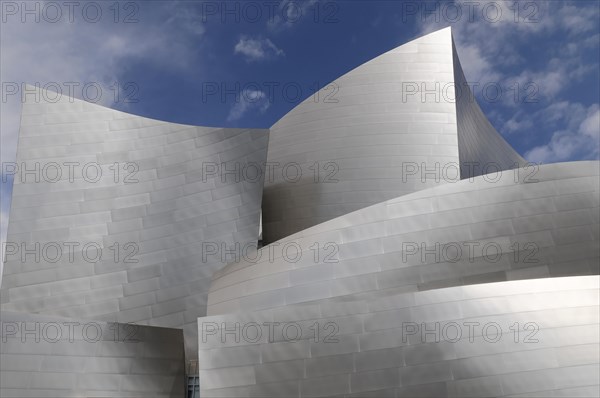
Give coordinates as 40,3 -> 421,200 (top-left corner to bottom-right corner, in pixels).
416,0 -> 599,161
227,89 -> 271,121
526,103 -> 599,163
234,36 -> 285,62
0,2 -> 209,274
420,1 -> 599,85
0,2 -> 207,161
502,111 -> 534,135
267,0 -> 319,32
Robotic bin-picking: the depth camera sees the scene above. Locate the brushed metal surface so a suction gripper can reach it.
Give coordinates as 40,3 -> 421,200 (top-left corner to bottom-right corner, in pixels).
1,86 -> 268,360
1,310 -> 185,397
262,27 -> 459,243
199,27 -> 598,398
1,26 -> 598,398
198,276 -> 599,397
452,39 -> 526,179
261,27 -> 525,243
208,161 -> 599,315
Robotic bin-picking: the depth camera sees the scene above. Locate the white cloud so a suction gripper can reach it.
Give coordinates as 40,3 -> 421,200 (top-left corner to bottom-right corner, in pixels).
418,0 -> 599,90
455,43 -> 502,84
0,1 -> 208,276
526,103 -> 600,163
502,111 -> 533,134
556,4 -> 600,36
580,106 -> 600,138
234,36 -> 284,62
416,1 -> 599,160
227,89 -> 270,121
267,0 -> 319,32
1,2 -> 206,163
507,56 -> 598,106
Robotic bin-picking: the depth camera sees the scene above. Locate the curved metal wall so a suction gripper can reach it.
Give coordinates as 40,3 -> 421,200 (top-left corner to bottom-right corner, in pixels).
201,29 -> 599,397
452,40 -> 526,178
1,26 -> 597,398
198,275 -> 599,397
1,311 -> 185,397
262,27 -> 528,243
0,87 -> 268,358
262,27 -> 461,243
207,161 -> 599,315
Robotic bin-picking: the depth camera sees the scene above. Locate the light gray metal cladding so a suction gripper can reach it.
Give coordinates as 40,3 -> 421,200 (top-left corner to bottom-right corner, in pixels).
1,310 -> 185,397
197,275 -> 600,397
206,23 -> 599,390
0,86 -> 268,359
262,27 -> 462,243
261,27 -> 528,243
452,39 -> 527,178
2,25 -> 598,398
207,161 -> 600,316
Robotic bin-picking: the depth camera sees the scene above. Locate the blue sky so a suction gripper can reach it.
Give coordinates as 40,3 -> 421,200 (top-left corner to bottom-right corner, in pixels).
1,0 -> 599,255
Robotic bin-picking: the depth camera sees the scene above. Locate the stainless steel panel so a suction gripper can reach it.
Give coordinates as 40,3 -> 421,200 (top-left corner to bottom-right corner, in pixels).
198,276 -> 600,397
0,311 -> 184,397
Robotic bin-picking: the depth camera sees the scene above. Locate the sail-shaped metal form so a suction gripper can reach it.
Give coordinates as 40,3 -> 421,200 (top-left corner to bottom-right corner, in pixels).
262,27 -> 524,243
1,27 -> 598,398
198,28 -> 598,397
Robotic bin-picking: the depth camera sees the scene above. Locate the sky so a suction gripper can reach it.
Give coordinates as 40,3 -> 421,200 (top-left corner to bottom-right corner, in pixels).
1,0 -> 599,266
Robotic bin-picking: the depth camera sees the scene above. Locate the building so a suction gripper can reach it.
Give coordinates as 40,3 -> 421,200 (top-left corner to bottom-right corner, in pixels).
2,27 -> 598,398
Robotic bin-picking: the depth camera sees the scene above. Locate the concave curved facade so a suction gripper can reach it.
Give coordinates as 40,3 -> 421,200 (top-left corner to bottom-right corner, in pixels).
1,27 -> 598,397
0,86 -> 268,360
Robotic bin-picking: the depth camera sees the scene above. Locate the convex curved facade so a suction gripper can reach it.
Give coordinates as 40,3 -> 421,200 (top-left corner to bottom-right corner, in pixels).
198,27 -> 599,398
262,27 -> 524,243
1,26 -> 598,398
208,161 -> 599,315
199,161 -> 599,397
198,275 -> 599,397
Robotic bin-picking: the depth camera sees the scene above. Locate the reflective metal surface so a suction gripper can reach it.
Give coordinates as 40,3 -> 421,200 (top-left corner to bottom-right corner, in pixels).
0,87 -> 268,359
199,27 -> 599,397
198,276 -> 600,397
208,161 -> 600,315
262,27 -> 524,243
1,26 -> 598,398
1,310 -> 185,397
453,39 -> 526,179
